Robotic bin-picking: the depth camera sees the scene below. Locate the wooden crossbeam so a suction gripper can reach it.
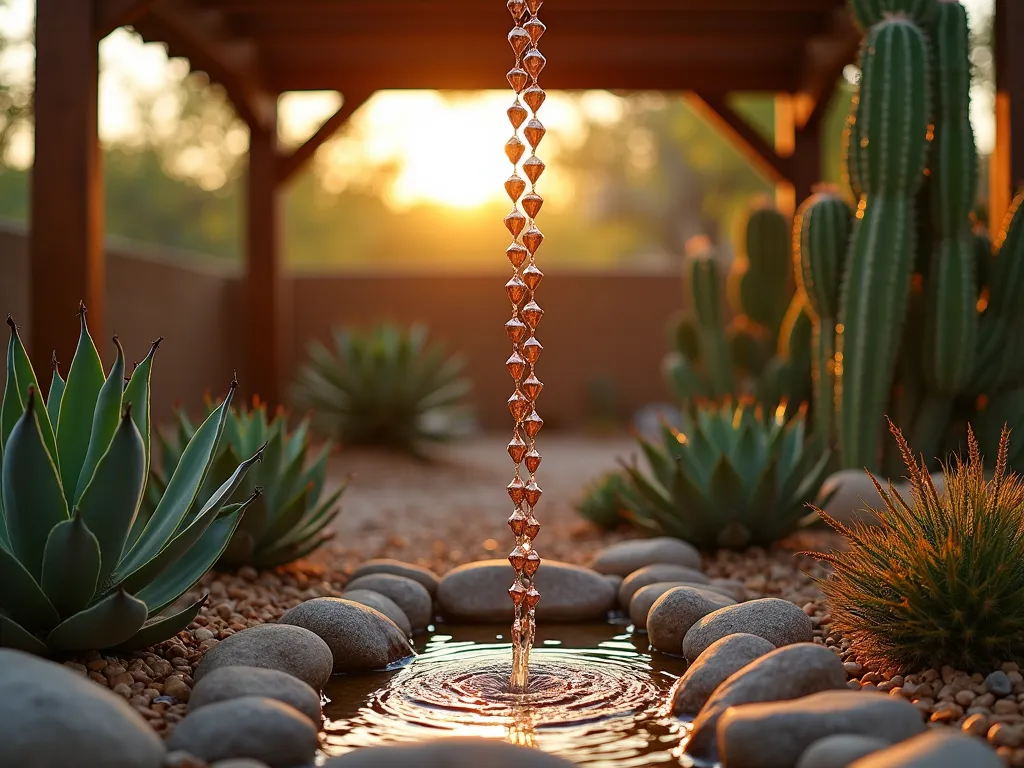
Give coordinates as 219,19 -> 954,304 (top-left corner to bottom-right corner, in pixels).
277,90 -> 372,184
93,0 -> 160,39
202,0 -> 846,11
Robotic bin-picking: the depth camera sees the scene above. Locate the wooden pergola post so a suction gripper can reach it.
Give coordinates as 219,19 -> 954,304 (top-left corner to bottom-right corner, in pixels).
244,99 -> 285,407
31,0 -> 103,370
992,0 -> 1024,229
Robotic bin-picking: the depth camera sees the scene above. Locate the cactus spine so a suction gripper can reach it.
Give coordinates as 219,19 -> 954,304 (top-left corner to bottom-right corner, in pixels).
795,188 -> 853,445
836,17 -> 933,468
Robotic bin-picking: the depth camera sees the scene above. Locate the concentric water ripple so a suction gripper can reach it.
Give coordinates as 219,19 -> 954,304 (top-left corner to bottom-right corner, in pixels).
322,624 -> 709,766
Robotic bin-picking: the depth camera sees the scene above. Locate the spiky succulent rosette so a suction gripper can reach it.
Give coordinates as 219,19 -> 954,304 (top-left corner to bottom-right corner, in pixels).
808,420 -> 1024,671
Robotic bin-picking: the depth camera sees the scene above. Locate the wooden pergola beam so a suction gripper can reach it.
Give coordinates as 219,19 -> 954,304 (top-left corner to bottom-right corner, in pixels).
686,92 -> 794,186
276,90 -> 372,185
93,0 -> 160,39
992,0 -> 1024,228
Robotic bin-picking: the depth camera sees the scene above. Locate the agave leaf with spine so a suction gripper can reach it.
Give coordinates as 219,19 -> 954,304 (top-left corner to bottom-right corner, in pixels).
0,307 -> 261,656
614,399 -> 834,550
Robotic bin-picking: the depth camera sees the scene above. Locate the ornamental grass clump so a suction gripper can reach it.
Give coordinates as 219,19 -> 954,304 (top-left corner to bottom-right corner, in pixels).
809,420 -> 1024,671
146,398 -> 345,568
0,308 -> 262,656
617,399 -> 833,550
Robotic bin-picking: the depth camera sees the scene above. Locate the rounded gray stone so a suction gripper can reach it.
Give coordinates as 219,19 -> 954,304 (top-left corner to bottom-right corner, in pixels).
985,670 -> 1013,696
719,691 -> 925,768
279,598 -> 413,673
669,633 -> 776,715
590,537 -> 702,576
796,734 -> 891,768
344,574 -> 433,631
648,587 -> 736,654
709,578 -> 747,602
0,648 -> 165,768
194,623 -> 333,691
167,696 -> 317,768
602,574 -> 624,595
682,597 -> 814,662
342,589 -> 413,636
349,559 -> 440,596
190,666 -> 322,724
848,729 -> 1003,768
437,559 -> 616,622
211,761 -> 271,768
618,564 -> 710,608
687,642 -> 847,757
629,582 -> 736,631
322,737 -> 577,766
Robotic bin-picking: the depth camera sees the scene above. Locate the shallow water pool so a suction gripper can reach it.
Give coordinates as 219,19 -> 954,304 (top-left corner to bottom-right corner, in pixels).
321,619 -> 713,766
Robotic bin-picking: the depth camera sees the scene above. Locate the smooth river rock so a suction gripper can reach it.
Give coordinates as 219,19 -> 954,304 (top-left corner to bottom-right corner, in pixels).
669,633 -> 776,715
590,537 -> 702,576
437,560 -> 616,622
342,588 -> 413,636
618,564 -> 710,608
682,598 -> 813,661
189,666 -> 322,724
648,587 -> 736,654
194,623 -> 334,691
718,690 -> 926,768
349,559 -> 441,596
796,734 -> 891,768
849,729 -> 1003,768
687,643 -> 847,757
167,696 -> 317,768
279,598 -> 413,673
323,737 -> 577,767
629,582 -> 727,630
0,648 -> 165,768
819,469 -> 945,526
344,574 -> 433,630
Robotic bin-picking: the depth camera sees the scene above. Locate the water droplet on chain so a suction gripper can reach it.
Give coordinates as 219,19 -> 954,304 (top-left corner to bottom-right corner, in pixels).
522,337 -> 543,363
506,352 -> 527,381
508,27 -> 532,57
505,175 -> 526,202
507,68 -> 529,94
521,265 -> 543,290
524,479 -> 542,507
523,156 -> 545,184
524,119 -> 546,150
524,550 -> 541,576
506,318 -> 528,344
523,87 -> 546,114
508,545 -> 527,571
504,210 -> 526,238
525,586 -> 541,608
525,448 -> 541,474
523,410 -> 544,438
520,301 -> 543,329
521,193 -> 543,219
508,102 -> 528,130
509,580 -> 528,604
507,434 -> 527,464
524,18 -> 546,44
522,226 -> 544,255
522,373 -> 544,401
505,136 -> 525,164
523,50 -> 546,79
507,476 -> 526,504
508,391 -> 531,421
505,275 -> 528,304
507,243 -> 529,269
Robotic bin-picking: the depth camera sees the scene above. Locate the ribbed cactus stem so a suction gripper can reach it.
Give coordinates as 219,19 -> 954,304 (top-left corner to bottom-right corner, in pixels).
688,252 -> 734,398
730,203 -> 792,337
794,189 -> 853,444
837,18 -> 932,469
849,0 -> 938,30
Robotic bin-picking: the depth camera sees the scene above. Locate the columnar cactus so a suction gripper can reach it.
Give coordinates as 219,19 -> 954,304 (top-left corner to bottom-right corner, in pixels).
915,0 -> 978,457
728,202 -> 792,339
849,0 -> 937,30
689,250 -> 734,397
794,188 -> 853,445
836,17 -> 933,468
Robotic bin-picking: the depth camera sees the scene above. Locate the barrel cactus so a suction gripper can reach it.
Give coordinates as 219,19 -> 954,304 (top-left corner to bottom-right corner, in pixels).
146,399 -> 345,568
0,308 -> 261,656
618,400 -> 833,550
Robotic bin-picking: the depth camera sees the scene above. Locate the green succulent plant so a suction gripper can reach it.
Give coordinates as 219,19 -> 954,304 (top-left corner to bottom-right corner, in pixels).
618,400 -> 833,550
0,308 -> 261,656
291,323 -> 472,457
576,470 -> 635,531
808,420 -> 1024,671
145,399 -> 345,568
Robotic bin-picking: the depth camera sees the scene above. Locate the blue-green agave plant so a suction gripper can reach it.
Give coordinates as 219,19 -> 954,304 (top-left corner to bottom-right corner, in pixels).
0,307 -> 262,656
619,399 -> 834,550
